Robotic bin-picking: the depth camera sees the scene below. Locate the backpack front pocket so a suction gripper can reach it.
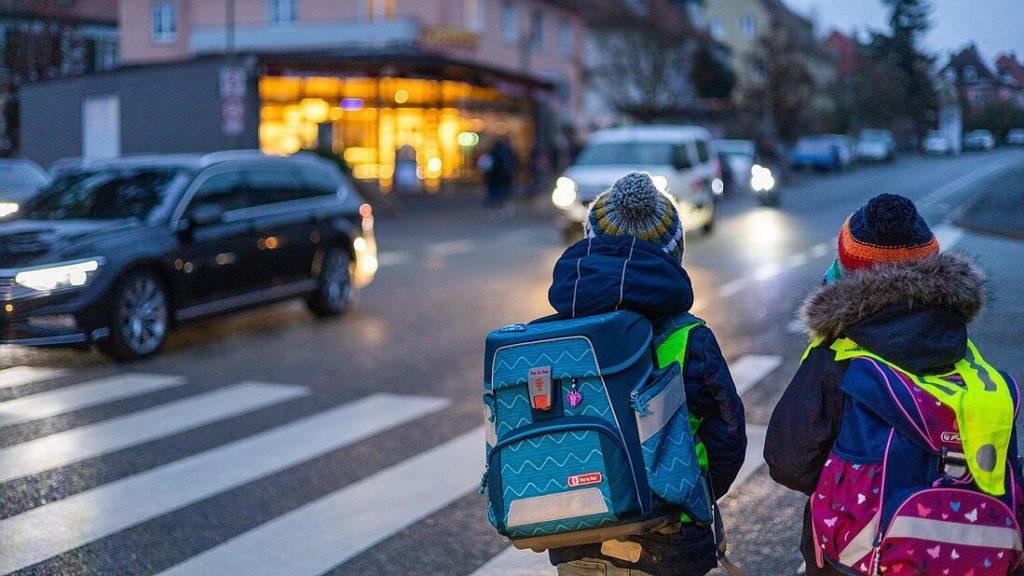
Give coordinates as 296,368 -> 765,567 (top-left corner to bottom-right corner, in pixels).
631,363 -> 711,524
879,488 -> 1023,575
486,418 -> 642,539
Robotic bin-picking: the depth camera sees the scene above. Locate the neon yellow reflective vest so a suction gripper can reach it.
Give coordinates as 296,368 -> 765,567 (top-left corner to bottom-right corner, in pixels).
830,337 -> 1015,497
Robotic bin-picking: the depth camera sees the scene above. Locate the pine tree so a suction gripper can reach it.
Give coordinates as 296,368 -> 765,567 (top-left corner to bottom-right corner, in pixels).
880,0 -> 938,136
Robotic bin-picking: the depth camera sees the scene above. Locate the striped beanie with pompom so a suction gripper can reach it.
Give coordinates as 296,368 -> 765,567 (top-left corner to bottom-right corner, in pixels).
837,193 -> 939,271
586,172 -> 684,262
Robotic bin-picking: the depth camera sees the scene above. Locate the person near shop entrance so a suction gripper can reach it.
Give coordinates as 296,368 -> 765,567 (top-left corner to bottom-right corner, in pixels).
480,137 -> 518,211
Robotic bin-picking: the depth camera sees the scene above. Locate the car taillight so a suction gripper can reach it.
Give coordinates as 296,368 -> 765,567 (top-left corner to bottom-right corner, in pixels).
359,203 -> 373,219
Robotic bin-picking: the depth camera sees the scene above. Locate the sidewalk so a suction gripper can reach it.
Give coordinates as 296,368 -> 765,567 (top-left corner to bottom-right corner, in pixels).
955,163 -> 1024,240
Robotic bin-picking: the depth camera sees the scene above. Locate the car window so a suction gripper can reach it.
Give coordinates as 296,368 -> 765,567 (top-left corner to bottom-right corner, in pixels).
244,168 -> 304,207
25,168 -> 188,221
296,164 -> 340,198
187,171 -> 247,215
674,143 -> 694,170
694,139 -> 710,164
575,142 -> 677,166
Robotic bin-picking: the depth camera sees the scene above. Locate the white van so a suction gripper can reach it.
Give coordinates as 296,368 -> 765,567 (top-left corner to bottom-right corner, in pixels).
552,125 -> 720,241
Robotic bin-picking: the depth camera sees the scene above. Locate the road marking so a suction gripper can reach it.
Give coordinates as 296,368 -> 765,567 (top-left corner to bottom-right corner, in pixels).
731,355 -> 784,396
0,374 -> 184,427
157,428 -> 481,576
787,318 -> 805,334
920,159 -> 1019,208
427,239 -> 476,257
809,243 -> 831,259
470,546 -> 551,576
0,382 -> 309,483
0,367 -> 65,390
377,251 -> 411,267
0,393 -> 450,575
718,278 -> 748,298
933,223 -> 966,251
734,424 -> 769,489
787,252 -> 809,269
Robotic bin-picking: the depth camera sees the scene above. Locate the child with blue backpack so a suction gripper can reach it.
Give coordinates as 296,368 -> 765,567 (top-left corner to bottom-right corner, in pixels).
765,194 -> 1023,575
542,173 -> 748,576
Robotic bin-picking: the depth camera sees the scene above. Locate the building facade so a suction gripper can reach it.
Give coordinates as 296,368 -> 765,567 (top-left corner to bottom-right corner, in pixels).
942,45 -> 1023,110
0,0 -> 119,155
106,0 -> 584,188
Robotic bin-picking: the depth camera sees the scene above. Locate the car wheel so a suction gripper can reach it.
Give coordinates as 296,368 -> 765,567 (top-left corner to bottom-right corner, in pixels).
702,204 -> 716,235
306,248 -> 354,318
98,269 -> 169,361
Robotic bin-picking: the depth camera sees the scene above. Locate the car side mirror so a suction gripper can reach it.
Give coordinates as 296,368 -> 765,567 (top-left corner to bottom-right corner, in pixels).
180,203 -> 225,230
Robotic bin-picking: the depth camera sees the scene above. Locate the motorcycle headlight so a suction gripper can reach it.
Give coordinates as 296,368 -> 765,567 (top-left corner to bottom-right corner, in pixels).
551,177 -> 577,208
14,258 -> 104,291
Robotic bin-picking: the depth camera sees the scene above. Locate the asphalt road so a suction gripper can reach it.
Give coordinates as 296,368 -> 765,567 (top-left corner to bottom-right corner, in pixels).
1,149 -> 1022,576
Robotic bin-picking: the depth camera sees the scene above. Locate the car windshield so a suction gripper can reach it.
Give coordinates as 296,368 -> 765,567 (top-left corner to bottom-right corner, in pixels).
575,142 -> 677,166
24,167 -> 190,221
0,164 -> 49,188
716,141 -> 754,158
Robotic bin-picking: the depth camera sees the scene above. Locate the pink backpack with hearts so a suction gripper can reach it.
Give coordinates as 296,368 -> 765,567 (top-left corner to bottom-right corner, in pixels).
809,342 -> 1024,575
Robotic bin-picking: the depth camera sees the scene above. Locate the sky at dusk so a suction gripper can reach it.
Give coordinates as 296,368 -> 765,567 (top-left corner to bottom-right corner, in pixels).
782,0 -> 1024,64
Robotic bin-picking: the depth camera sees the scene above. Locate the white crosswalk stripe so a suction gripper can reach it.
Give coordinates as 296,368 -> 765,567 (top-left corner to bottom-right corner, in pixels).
0,373 -> 183,426
158,429 -> 482,576
0,382 -> 309,483
0,367 -> 66,390
0,392 -> 449,574
730,355 -> 783,396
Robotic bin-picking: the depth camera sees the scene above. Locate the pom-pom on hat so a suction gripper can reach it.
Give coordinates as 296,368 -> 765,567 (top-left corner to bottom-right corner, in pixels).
586,172 -> 684,262
837,193 -> 939,271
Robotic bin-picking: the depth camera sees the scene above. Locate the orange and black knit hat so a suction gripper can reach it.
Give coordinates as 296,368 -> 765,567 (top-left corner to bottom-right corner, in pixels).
837,193 -> 939,271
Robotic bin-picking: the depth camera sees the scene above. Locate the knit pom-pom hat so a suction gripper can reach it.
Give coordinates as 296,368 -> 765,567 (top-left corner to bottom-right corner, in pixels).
586,172 -> 684,262
837,193 -> 939,271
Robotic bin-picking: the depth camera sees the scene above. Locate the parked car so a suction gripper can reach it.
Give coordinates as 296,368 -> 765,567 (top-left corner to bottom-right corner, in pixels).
790,135 -> 852,172
963,130 -> 996,151
856,129 -> 897,162
1005,129 -> 1024,146
0,151 -> 377,360
716,139 -> 756,194
552,125 -> 720,241
923,131 -> 952,155
0,159 -> 51,219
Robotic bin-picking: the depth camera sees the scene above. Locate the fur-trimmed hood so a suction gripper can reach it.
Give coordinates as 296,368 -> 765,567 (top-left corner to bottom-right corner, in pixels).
801,251 -> 986,372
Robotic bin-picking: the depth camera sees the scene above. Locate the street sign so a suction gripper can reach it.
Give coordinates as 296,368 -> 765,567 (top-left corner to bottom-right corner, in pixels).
221,96 -> 245,136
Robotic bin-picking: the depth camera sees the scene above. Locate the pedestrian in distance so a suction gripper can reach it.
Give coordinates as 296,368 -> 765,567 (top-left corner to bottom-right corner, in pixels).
765,194 -> 1024,575
479,137 -> 519,214
545,172 -> 748,576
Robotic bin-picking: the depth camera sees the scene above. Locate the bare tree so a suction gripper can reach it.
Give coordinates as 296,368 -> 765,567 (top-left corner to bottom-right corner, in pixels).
587,2 -> 701,123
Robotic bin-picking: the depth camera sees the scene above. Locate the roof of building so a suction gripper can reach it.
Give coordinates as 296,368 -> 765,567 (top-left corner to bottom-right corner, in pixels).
944,44 -> 1001,86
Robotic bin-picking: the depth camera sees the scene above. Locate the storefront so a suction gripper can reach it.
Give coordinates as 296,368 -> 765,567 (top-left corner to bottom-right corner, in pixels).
257,51 -> 553,192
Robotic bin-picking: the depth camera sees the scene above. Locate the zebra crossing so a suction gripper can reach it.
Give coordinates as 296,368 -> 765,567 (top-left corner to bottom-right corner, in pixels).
0,352 -> 784,575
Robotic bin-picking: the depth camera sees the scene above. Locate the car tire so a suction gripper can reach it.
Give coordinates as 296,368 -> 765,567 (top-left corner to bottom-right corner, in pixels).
306,248 -> 354,318
702,204 -> 716,235
98,269 -> 170,362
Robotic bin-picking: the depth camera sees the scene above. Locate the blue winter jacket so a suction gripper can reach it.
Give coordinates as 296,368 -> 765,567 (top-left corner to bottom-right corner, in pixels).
547,236 -> 747,576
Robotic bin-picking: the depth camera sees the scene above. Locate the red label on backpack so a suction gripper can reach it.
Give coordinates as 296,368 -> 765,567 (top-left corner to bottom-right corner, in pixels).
567,472 -> 603,488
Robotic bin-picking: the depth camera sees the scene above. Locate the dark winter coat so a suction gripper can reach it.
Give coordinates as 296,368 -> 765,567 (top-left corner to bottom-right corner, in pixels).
547,236 -> 747,576
764,252 -> 990,575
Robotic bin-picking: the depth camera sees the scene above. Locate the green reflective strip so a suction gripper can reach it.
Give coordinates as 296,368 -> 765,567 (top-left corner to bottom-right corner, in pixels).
831,337 -> 1014,496
801,337 -> 825,362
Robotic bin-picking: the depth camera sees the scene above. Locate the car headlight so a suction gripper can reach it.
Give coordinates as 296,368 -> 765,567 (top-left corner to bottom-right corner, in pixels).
650,175 -> 669,193
14,258 -> 104,291
551,177 -> 577,208
0,202 -> 18,218
750,164 -> 776,192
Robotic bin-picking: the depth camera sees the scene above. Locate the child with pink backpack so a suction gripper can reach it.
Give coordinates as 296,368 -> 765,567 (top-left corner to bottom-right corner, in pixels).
765,194 -> 1023,575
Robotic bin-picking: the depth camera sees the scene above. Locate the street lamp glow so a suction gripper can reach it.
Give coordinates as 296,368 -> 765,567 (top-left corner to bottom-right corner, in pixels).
552,177 -> 577,208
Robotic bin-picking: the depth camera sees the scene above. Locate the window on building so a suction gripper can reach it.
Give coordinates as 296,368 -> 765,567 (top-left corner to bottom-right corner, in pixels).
709,17 -> 725,40
465,0 -> 485,33
151,1 -> 177,44
95,41 -> 118,71
501,0 -> 518,45
361,0 -> 396,20
740,14 -> 756,39
530,9 -> 544,51
964,65 -> 977,82
558,16 -> 573,57
268,0 -> 298,25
